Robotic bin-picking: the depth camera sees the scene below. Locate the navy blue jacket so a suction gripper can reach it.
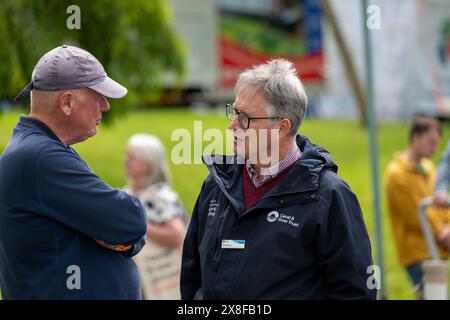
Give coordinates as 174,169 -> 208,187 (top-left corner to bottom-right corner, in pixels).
0,116 -> 147,299
181,135 -> 377,300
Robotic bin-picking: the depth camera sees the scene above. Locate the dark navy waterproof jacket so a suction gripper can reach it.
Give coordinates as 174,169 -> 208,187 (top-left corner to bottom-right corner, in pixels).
181,135 -> 377,300
0,116 -> 147,299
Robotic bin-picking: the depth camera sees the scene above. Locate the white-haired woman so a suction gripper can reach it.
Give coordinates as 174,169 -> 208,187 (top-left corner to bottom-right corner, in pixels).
124,133 -> 187,299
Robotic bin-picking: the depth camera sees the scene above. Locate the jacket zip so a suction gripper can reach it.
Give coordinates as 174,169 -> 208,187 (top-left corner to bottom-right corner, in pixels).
210,165 -> 320,219
236,190 -> 319,223
212,202 -> 231,269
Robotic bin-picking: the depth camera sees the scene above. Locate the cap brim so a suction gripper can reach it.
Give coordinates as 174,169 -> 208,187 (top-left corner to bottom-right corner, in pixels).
89,77 -> 127,99
14,82 -> 34,102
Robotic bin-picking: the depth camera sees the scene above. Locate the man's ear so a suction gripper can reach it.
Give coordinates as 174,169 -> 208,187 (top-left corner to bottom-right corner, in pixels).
278,118 -> 292,138
59,91 -> 74,116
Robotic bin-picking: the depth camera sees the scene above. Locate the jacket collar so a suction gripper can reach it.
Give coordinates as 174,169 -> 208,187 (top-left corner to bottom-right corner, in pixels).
391,151 -> 431,175
203,135 -> 338,201
15,115 -> 64,145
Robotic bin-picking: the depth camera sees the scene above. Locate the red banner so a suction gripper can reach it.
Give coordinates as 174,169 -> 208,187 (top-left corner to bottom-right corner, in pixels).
219,37 -> 324,88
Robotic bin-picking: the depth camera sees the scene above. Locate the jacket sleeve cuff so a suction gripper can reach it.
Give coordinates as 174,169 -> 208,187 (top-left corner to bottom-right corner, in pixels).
121,237 -> 146,257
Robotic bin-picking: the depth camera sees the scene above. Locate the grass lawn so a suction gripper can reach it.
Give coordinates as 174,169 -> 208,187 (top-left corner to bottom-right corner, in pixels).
1,107 -> 450,300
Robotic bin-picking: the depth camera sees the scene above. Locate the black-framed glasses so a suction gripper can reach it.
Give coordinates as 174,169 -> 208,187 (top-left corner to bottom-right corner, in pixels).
226,104 -> 281,129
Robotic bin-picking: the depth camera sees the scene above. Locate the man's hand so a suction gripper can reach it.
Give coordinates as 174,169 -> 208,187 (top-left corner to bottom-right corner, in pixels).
433,193 -> 449,207
94,239 -> 131,252
438,225 -> 450,251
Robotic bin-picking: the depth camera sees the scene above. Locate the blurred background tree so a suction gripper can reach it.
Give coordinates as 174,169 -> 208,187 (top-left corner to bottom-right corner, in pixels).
0,0 -> 186,122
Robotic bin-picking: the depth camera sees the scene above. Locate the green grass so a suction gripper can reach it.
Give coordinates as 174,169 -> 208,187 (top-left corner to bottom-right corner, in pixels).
1,108 -> 450,300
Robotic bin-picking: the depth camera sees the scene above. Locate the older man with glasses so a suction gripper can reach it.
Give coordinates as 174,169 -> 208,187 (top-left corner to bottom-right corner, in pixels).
180,59 -> 377,300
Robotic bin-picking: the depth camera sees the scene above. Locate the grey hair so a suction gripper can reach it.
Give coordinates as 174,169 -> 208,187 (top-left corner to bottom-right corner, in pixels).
127,134 -> 170,186
235,59 -> 308,136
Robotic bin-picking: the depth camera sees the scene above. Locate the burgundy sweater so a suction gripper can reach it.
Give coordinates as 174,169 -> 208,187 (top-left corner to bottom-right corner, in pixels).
242,163 -> 296,210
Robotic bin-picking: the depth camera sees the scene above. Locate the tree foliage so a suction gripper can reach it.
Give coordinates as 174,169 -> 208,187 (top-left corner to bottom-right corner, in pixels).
0,0 -> 185,121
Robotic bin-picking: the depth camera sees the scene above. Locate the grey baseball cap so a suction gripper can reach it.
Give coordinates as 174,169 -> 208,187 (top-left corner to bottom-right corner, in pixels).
15,44 -> 127,101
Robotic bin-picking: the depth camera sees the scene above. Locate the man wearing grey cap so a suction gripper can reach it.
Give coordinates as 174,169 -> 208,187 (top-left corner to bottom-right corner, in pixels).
0,45 -> 147,299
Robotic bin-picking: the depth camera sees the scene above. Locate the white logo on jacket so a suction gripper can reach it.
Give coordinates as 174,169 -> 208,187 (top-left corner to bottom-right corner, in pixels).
266,211 -> 299,228
267,211 -> 279,222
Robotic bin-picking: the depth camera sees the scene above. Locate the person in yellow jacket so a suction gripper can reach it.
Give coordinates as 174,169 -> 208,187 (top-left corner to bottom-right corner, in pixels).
386,115 -> 450,296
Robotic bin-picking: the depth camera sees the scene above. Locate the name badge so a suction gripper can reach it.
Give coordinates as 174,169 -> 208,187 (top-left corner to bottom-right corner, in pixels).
221,239 -> 245,249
